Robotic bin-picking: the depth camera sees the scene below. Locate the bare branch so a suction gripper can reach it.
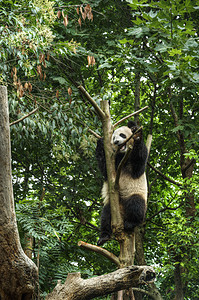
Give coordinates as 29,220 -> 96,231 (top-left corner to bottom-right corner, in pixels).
78,85 -> 105,120
113,106 -> 148,128
9,107 -> 39,126
88,128 -> 101,139
75,119 -> 101,139
78,241 -> 120,267
146,134 -> 152,155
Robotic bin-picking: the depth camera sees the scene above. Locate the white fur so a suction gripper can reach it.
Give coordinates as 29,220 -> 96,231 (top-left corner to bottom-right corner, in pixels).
101,171 -> 147,206
102,126 -> 147,207
111,126 -> 133,152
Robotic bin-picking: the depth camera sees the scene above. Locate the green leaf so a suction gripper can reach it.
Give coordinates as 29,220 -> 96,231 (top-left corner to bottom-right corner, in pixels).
98,62 -> 112,69
53,77 -> 68,85
168,49 -> 182,56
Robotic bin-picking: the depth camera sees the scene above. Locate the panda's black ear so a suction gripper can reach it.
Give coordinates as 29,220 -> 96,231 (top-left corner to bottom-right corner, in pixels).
127,120 -> 137,129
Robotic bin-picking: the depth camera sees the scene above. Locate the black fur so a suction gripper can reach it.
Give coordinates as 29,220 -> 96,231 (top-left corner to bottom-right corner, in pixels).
97,195 -> 146,246
97,203 -> 111,246
115,133 -> 148,179
96,123 -> 148,246
96,126 -> 148,180
122,194 -> 146,231
96,138 -> 107,180
127,120 -> 136,129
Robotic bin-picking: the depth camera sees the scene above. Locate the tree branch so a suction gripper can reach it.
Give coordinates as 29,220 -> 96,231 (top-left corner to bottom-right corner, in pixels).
146,134 -> 152,156
182,158 -> 196,174
132,287 -> 157,299
134,71 -> 141,124
87,128 -> 101,139
75,119 -> 101,139
78,241 -> 120,267
9,107 -> 39,126
46,266 -> 155,300
147,161 -> 182,187
113,106 -> 148,128
170,102 -> 186,156
78,85 -> 105,120
146,201 -> 183,223
115,145 -> 133,190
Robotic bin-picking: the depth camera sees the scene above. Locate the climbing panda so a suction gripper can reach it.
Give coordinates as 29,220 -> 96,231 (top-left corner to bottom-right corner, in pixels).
96,121 -> 148,246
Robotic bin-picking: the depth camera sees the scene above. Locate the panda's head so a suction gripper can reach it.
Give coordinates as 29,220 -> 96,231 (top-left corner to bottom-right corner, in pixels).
111,121 -> 138,153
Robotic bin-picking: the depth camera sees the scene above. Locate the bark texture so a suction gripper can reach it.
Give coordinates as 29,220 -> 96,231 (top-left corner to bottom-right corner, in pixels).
46,266 -> 155,300
0,86 -> 38,300
170,101 -> 196,299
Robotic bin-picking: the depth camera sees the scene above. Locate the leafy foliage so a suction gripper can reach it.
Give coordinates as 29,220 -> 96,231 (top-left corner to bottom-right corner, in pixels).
1,0 -> 199,299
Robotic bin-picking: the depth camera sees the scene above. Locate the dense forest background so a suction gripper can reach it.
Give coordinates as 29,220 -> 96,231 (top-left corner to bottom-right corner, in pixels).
0,0 -> 199,299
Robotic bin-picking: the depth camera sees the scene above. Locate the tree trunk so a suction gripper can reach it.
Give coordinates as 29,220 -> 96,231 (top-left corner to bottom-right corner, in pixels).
101,100 -> 124,240
170,101 -> 196,299
134,72 -> 141,125
135,227 -> 163,300
77,86 -> 155,300
0,86 -> 38,300
101,100 -> 136,300
174,262 -> 184,300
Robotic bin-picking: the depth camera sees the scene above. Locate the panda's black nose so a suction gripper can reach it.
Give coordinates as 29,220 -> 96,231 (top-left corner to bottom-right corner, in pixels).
114,140 -> 119,145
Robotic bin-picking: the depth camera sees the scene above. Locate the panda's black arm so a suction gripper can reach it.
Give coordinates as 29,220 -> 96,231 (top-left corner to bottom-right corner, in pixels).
96,138 -> 108,180
130,131 -> 148,178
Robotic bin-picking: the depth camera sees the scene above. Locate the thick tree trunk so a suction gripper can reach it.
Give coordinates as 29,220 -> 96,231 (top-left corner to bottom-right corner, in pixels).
174,262 -> 184,300
101,100 -> 136,300
135,228 -> 163,300
46,266 -> 155,300
0,86 -> 38,300
133,134 -> 162,300
101,100 -> 124,239
170,101 -> 196,299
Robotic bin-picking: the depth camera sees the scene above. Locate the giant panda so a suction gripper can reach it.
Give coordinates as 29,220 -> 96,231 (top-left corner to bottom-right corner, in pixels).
96,121 -> 148,246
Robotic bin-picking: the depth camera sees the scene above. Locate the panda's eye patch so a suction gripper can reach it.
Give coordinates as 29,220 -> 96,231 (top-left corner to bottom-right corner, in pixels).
120,133 -> 126,139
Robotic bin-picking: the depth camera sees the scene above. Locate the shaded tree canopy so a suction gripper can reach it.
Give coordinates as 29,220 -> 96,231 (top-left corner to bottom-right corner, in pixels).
0,0 -> 199,299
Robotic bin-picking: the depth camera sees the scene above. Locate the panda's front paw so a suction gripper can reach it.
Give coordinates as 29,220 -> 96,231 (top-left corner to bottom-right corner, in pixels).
124,221 -> 135,232
97,235 -> 110,246
131,125 -> 139,133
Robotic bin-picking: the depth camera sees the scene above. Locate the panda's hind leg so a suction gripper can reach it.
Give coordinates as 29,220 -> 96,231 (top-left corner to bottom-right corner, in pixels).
97,203 -> 112,246
122,194 -> 146,231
